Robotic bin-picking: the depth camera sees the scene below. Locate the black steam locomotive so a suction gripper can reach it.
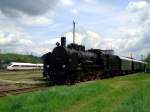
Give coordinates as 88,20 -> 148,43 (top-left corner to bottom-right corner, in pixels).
43,37 -> 147,84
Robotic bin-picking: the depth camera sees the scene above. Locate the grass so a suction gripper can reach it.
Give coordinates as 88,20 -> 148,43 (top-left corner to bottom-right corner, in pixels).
0,73 -> 149,112
0,70 -> 42,81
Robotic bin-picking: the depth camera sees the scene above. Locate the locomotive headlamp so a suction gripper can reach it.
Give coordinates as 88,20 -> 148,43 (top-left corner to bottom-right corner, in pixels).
62,64 -> 66,68
46,65 -> 50,68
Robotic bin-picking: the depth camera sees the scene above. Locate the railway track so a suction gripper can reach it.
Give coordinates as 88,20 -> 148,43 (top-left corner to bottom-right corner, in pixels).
0,85 -> 48,97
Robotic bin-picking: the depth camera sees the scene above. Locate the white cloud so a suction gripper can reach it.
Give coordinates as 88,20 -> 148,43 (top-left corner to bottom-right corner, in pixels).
0,0 -> 59,17
20,14 -> 54,26
112,0 -> 150,58
64,31 -> 108,49
0,0 -> 58,27
128,1 -> 148,10
64,32 -> 85,44
0,32 -> 32,46
83,0 -> 91,2
0,15 -> 34,54
60,0 -> 73,6
82,31 -> 102,48
71,9 -> 79,15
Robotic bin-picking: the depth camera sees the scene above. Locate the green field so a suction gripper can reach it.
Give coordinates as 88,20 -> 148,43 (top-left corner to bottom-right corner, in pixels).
0,73 -> 149,112
0,70 -> 43,81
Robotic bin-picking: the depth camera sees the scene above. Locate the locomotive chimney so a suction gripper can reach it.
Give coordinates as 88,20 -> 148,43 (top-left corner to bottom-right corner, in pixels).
61,37 -> 66,47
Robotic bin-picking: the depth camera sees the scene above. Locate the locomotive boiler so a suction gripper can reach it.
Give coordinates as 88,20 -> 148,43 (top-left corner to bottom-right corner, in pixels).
43,37 -> 104,84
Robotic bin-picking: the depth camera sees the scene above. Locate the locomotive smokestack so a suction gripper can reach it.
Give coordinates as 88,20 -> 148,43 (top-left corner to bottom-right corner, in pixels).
61,37 -> 66,47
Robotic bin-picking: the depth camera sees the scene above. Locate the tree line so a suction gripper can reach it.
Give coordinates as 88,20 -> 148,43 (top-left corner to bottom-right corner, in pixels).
0,53 -> 42,69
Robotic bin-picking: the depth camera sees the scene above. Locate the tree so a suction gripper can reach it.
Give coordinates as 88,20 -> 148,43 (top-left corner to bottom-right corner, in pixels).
145,53 -> 150,69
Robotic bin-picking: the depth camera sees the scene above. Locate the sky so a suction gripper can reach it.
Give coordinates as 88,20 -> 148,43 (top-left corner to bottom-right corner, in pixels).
0,0 -> 150,59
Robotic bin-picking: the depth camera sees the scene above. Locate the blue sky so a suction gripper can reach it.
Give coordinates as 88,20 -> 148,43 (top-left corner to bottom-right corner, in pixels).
0,0 -> 150,59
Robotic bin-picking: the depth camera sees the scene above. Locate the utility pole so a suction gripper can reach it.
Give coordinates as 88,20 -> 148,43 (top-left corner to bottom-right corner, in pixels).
73,21 -> 75,44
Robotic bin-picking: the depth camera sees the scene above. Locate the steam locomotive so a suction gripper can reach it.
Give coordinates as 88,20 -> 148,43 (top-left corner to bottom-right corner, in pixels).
43,37 -> 147,84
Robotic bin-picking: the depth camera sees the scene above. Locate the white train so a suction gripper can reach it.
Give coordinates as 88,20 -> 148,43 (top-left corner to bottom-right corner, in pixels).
7,62 -> 43,70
